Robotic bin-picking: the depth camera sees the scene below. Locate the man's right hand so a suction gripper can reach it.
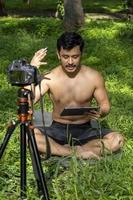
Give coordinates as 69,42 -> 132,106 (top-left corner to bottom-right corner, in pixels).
30,48 -> 48,68
86,111 -> 101,120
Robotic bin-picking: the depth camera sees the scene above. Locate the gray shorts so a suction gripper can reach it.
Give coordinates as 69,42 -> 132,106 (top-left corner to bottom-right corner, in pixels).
37,120 -> 112,146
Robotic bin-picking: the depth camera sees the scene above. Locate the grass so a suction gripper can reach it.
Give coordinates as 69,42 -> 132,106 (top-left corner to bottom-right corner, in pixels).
0,11 -> 133,200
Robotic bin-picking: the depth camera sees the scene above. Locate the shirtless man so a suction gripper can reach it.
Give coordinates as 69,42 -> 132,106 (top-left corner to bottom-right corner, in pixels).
30,32 -> 124,159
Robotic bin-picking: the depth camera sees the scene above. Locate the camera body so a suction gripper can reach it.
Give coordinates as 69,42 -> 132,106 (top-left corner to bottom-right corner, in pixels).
7,60 -> 38,86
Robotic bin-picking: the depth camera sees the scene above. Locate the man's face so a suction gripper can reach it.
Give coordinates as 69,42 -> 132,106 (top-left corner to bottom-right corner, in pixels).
57,46 -> 82,74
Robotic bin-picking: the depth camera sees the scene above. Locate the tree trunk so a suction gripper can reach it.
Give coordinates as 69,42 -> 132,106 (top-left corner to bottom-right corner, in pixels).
0,0 -> 7,16
63,0 -> 84,31
23,0 -> 31,4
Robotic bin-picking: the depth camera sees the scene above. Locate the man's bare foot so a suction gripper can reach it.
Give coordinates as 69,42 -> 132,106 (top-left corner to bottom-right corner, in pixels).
76,146 -> 100,160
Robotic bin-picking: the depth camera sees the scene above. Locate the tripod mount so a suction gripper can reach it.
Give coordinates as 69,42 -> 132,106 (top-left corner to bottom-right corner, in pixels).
0,88 -> 50,200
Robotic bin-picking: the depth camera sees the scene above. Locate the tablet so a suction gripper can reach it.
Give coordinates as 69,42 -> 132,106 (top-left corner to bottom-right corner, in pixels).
60,107 -> 99,116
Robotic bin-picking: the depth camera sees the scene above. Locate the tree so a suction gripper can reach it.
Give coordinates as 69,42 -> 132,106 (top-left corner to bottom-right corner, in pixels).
63,0 -> 84,31
123,0 -> 133,20
0,0 -> 7,16
23,0 -> 31,4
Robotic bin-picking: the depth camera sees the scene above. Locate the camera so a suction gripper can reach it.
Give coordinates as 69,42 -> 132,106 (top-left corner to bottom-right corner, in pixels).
7,60 -> 38,86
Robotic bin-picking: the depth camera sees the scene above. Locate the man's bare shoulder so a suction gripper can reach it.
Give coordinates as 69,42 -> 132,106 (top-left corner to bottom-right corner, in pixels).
42,66 -> 60,79
82,65 -> 103,79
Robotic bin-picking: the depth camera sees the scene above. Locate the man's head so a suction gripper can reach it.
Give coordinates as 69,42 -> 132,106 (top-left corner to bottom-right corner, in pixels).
57,32 -> 84,53
57,32 -> 84,75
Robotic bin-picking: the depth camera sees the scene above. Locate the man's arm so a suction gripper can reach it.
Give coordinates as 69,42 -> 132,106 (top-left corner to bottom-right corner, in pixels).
93,73 -> 110,117
33,79 -> 50,103
25,48 -> 49,103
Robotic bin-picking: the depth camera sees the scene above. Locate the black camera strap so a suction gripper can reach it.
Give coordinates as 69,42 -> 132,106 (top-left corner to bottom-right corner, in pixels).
38,82 -> 51,159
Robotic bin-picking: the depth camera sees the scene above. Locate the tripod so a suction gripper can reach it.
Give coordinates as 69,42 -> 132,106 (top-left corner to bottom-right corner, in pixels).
0,88 -> 50,200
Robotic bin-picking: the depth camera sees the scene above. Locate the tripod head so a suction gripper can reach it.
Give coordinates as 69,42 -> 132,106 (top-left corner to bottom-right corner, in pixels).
17,88 -> 33,123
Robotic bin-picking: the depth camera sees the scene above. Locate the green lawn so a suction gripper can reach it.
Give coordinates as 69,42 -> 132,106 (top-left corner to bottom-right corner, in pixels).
0,10 -> 133,200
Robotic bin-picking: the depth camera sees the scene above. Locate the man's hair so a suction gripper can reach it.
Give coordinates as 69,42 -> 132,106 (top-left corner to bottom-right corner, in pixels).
57,32 -> 84,53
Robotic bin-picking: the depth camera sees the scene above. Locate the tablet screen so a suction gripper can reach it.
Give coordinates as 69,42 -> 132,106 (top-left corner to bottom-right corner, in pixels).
60,107 -> 99,116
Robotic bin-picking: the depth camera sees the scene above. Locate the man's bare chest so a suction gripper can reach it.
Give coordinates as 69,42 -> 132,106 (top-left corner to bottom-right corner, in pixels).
49,78 -> 94,104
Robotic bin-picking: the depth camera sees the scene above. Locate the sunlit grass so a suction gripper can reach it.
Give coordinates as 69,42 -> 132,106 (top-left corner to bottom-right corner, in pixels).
83,20 -> 127,38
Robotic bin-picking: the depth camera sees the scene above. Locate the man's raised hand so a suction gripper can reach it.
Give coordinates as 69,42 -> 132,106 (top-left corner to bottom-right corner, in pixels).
30,48 -> 48,68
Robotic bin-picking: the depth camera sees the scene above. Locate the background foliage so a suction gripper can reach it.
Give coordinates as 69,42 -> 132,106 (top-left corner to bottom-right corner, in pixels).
5,0 -> 125,13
